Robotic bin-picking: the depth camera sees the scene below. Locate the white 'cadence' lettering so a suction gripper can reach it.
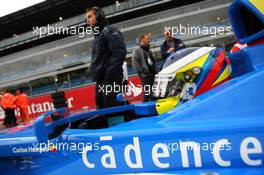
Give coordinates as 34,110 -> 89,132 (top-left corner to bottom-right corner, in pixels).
152,143 -> 170,168
180,141 -> 202,168
82,136 -> 263,169
124,137 -> 143,168
240,137 -> 262,166
101,145 -> 117,168
82,146 -> 95,168
213,139 -> 231,167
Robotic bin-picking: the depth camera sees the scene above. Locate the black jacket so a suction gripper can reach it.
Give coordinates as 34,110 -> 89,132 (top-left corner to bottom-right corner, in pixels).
91,25 -> 126,83
160,38 -> 185,60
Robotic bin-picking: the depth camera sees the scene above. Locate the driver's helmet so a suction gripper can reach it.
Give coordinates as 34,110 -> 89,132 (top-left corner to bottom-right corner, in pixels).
153,47 -> 231,99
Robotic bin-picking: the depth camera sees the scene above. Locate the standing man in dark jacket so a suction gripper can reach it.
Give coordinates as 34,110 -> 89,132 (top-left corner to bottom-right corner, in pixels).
160,29 -> 185,60
132,34 -> 156,102
86,7 -> 126,109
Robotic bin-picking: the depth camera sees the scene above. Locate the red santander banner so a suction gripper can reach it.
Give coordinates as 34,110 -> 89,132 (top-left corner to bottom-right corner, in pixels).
27,76 -> 143,118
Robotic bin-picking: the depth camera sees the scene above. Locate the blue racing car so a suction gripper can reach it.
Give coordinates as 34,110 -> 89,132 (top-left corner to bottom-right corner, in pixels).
0,0 -> 264,174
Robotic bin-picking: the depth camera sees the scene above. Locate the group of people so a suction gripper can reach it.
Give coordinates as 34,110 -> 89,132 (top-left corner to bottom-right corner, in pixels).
0,89 -> 29,128
132,29 -> 185,102
85,7 -> 185,108
0,6 -> 250,129
1,6 -> 185,127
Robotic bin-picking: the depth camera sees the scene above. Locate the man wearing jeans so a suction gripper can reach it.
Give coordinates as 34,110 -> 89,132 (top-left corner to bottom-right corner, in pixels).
132,34 -> 156,102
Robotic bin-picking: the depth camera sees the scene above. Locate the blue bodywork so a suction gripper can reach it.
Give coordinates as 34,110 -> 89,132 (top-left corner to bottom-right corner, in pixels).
0,0 -> 264,174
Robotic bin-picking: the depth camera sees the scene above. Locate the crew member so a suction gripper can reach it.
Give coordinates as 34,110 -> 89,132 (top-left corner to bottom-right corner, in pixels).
132,34 -> 156,102
160,28 -> 185,60
16,89 -> 29,123
1,90 -> 17,127
230,36 -> 247,54
86,7 -> 127,109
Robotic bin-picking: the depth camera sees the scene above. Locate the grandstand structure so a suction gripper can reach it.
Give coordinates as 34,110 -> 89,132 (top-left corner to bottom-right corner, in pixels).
0,0 -> 234,96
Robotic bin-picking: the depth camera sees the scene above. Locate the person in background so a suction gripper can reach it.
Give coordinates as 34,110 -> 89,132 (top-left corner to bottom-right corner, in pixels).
0,92 -> 5,126
86,6 -> 126,109
160,28 -> 185,60
132,34 -> 156,102
1,90 -> 17,128
16,89 -> 29,123
230,36 -> 247,54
